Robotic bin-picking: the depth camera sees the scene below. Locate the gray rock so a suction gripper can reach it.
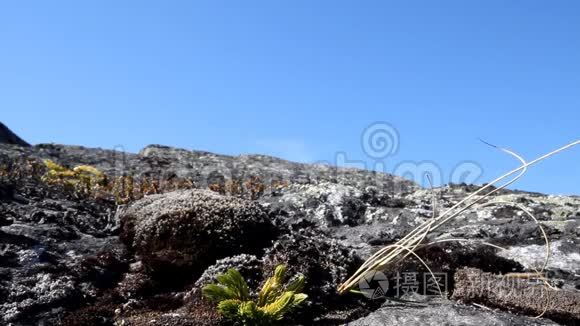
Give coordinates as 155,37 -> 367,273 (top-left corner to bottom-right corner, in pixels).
262,229 -> 360,307
497,239 -> 580,277
0,172 -> 128,325
1,140 -> 579,325
2,273 -> 77,323
193,254 -> 263,290
119,189 -> 276,281
261,182 -> 416,227
347,302 -> 560,326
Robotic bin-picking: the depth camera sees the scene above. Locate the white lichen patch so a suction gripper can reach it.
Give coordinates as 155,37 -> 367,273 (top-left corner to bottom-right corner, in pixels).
497,240 -> 580,273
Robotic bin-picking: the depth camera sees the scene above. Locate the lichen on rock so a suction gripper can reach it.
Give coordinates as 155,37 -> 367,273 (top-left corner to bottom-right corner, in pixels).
120,189 -> 277,283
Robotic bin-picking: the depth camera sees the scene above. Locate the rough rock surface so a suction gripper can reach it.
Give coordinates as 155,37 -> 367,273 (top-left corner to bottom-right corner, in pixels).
0,126 -> 579,325
348,301 -> 560,326
263,229 -> 360,304
0,168 -> 128,324
193,254 -> 264,291
453,268 -> 580,323
0,143 -> 417,194
120,189 -> 276,283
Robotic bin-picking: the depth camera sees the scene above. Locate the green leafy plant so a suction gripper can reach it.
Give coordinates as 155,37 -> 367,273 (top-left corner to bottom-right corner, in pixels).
202,264 -> 308,325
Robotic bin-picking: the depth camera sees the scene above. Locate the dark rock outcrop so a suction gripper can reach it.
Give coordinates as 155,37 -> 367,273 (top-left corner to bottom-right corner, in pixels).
0,171 -> 127,325
263,229 -> 360,304
0,122 -> 29,147
193,254 -> 263,291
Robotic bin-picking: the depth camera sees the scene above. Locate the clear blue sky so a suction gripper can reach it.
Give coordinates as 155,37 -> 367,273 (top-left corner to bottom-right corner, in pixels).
1,1 -> 579,194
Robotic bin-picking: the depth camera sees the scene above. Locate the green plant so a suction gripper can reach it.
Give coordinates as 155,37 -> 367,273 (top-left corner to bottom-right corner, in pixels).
42,159 -> 106,195
202,264 -> 308,325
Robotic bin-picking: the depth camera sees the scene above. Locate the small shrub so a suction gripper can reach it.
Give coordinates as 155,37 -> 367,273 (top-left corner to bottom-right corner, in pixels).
202,264 -> 307,325
209,182 -> 226,195
245,176 -> 266,200
0,157 -> 44,183
42,159 -> 106,195
111,175 -> 135,204
4,157 -> 194,204
225,179 -> 244,197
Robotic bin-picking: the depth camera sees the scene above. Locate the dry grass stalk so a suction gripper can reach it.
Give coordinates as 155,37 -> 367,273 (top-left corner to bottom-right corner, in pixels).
338,140 -> 580,294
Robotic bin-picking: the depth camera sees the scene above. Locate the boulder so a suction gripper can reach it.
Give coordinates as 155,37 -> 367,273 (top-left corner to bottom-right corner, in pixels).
262,229 -> 361,312
193,254 -> 263,291
120,189 -> 276,282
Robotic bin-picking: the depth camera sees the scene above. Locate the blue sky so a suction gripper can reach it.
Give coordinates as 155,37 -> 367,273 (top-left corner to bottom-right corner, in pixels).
1,1 -> 579,194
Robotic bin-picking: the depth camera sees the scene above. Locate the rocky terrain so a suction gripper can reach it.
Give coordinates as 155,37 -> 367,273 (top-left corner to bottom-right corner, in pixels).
0,123 -> 578,326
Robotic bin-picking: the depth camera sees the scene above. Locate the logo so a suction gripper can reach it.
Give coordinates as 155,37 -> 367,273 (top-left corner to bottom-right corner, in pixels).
361,122 -> 399,159
358,270 -> 389,299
